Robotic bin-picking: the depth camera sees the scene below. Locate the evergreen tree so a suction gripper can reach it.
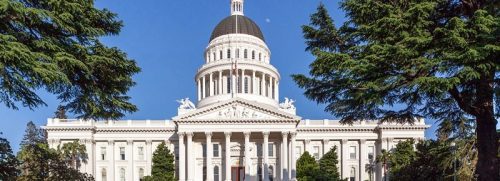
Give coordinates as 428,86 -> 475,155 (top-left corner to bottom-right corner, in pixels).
54,105 -> 68,119
296,151 -> 319,181
0,0 -> 140,120
294,2 -> 499,179
17,122 -> 93,181
143,142 -> 175,181
317,146 -> 341,181
0,132 -> 19,181
20,121 -> 46,147
387,140 -> 416,180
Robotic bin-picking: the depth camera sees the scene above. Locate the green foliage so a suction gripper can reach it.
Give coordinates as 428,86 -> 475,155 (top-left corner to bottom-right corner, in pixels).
295,1 -> 499,179
17,122 -> 93,181
0,0 -> 140,120
296,151 -> 319,181
0,132 -> 19,181
387,140 -> 416,180
317,146 -> 342,181
143,142 -> 175,181
60,140 -> 87,170
54,105 -> 68,119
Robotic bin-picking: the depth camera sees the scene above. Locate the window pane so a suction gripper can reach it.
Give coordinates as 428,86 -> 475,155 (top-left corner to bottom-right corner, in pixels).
214,166 -> 219,181
138,147 -> 144,160
368,146 -> 374,160
213,144 -> 219,157
268,144 -> 273,156
313,146 -> 320,159
120,147 -> 125,160
350,146 -> 356,159
202,144 -> 207,157
257,144 -> 262,157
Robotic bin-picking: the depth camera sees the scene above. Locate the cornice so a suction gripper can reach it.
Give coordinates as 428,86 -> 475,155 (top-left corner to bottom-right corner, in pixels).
297,127 -> 377,133
175,119 -> 299,124
43,126 -> 175,133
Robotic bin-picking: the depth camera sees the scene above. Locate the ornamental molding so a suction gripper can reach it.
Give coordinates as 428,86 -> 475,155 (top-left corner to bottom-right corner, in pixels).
173,97 -> 301,121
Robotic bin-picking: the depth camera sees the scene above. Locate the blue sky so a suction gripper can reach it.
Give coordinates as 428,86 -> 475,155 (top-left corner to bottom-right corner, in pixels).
0,0 -> 440,152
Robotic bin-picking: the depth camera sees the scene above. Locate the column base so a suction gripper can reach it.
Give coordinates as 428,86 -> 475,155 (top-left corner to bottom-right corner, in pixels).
225,180 -> 232,181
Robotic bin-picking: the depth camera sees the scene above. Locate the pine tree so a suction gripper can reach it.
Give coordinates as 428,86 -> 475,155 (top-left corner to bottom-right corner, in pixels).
0,0 -> 140,120
143,142 -> 175,181
387,140 -> 416,180
0,132 -> 19,181
54,105 -> 68,119
19,121 -> 45,148
296,151 -> 319,181
317,146 -> 341,181
294,2 -> 499,180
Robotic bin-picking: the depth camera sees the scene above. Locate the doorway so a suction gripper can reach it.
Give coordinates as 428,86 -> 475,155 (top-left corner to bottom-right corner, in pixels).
231,167 -> 245,181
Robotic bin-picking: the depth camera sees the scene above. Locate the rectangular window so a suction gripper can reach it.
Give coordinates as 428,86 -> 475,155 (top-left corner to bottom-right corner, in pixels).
257,144 -> 262,157
295,146 -> 301,159
368,146 -> 375,160
268,143 -> 274,157
213,144 -> 219,157
138,147 -> 144,160
227,77 -> 231,94
101,147 -> 106,160
120,147 -> 125,160
313,146 -> 320,159
202,144 -> 207,157
349,146 -> 356,159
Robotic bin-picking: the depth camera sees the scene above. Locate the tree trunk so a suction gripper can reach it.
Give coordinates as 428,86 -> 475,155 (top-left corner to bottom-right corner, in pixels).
475,115 -> 499,181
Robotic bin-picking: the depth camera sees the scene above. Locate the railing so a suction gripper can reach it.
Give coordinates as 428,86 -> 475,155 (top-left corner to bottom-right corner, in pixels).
46,118 -> 174,127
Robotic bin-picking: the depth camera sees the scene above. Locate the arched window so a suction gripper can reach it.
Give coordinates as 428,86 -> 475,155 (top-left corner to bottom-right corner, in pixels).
119,168 -> 126,181
349,167 -> 356,181
252,51 -> 255,59
227,49 -> 231,59
244,77 -> 249,93
259,53 -> 262,61
214,166 -> 220,181
244,49 -> 248,59
219,51 -> 223,60
268,166 -> 274,181
101,168 -> 107,181
236,49 -> 240,58
139,168 -> 145,180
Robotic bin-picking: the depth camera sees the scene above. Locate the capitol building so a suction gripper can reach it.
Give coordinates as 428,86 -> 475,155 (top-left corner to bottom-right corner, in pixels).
44,1 -> 429,181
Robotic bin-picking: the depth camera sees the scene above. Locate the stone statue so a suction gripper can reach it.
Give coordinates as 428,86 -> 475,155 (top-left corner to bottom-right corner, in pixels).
279,97 -> 296,109
176,98 -> 196,110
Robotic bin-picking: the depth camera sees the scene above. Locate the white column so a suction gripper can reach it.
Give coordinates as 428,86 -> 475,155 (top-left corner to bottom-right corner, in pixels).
224,132 -> 232,181
186,132 -> 194,181
218,71 -> 223,95
290,132 -> 297,181
323,139 -> 330,157
281,132 -> 288,181
108,140 -> 115,181
263,131 -> 270,181
146,140 -> 152,176
178,133 -> 186,181
209,72 -> 214,96
206,132 -> 213,181
198,78 -> 201,101
202,75 -> 206,98
232,70 -> 236,94
275,80 -> 279,101
304,139 -> 311,154
127,140 -> 134,180
359,139 -> 367,181
81,139 -> 94,175
341,139 -> 348,179
240,69 -> 245,93
244,131 -> 251,181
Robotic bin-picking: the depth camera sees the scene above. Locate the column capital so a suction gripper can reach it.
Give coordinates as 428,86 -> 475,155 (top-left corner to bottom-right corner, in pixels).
146,139 -> 153,144
386,137 -> 394,142
323,139 -> 330,144
224,131 -> 232,137
205,131 -> 213,137
262,131 -> 270,136
186,131 -> 194,137
289,131 -> 297,137
164,140 -> 171,144
304,139 -> 311,144
359,139 -> 366,144
243,131 -> 251,137
281,131 -> 289,137
108,140 -> 115,144
341,139 -> 348,144
177,132 -> 186,137
127,140 -> 133,144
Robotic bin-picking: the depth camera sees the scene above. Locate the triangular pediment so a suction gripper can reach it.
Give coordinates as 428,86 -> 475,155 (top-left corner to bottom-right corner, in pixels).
172,98 -> 301,121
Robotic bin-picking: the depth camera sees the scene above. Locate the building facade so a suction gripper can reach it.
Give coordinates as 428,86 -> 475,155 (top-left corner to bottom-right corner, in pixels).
44,1 -> 429,181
